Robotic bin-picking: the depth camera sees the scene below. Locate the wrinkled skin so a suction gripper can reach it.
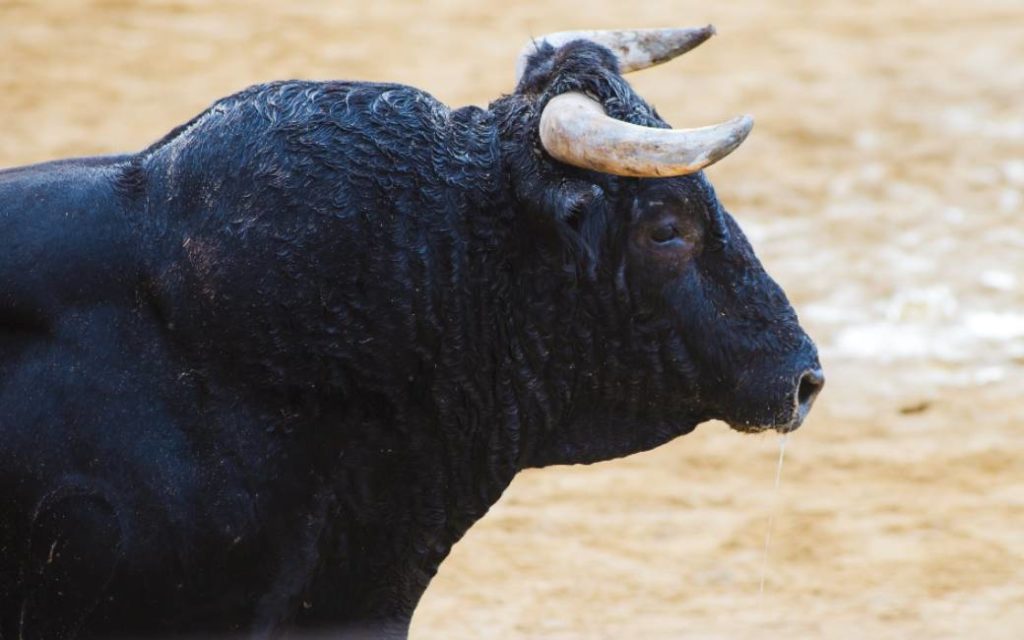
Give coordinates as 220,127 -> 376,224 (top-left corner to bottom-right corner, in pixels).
0,41 -> 819,638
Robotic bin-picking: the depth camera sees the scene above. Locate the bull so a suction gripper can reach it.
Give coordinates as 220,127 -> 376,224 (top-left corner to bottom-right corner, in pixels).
0,27 -> 823,639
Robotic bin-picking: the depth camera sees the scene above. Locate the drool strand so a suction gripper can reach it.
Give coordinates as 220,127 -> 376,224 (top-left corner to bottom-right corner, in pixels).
759,433 -> 789,596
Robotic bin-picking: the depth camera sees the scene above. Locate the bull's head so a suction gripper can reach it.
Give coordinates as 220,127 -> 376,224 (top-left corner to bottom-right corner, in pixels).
495,27 -> 823,466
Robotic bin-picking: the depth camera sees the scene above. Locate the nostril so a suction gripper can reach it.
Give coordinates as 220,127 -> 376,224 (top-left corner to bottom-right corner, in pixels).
797,368 -> 825,408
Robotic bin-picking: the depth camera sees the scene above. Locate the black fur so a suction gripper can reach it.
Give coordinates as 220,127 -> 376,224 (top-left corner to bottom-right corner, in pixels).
0,41 -> 819,638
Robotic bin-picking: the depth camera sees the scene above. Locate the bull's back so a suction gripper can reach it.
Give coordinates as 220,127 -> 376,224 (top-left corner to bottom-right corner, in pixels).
0,155 -> 147,433
0,157 -> 313,635
0,156 -> 142,323
0,156 -> 166,632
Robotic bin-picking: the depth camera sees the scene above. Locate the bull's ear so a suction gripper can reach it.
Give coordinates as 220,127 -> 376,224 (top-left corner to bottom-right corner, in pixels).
550,182 -> 604,225
535,181 -> 607,274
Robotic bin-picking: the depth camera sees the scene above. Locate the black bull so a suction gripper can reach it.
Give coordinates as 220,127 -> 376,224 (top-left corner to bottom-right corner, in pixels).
0,40 -> 821,638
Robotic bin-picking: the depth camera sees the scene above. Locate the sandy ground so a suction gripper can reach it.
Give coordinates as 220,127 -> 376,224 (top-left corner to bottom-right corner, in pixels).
2,1 -> 1022,638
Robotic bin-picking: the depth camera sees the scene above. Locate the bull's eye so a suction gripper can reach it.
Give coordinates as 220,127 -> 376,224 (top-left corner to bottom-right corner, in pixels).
649,224 -> 680,244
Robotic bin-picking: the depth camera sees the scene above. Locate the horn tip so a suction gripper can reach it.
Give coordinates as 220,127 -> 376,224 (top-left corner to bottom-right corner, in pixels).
727,114 -> 755,134
724,114 -> 756,156
655,25 -> 717,63
735,114 -> 755,144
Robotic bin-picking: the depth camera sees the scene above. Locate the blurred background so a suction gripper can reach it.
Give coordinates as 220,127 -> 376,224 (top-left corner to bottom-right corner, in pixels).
2,1 -> 1021,638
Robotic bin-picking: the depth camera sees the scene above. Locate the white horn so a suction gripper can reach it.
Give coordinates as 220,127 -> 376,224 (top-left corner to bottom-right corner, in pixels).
515,26 -> 715,83
539,92 -> 753,178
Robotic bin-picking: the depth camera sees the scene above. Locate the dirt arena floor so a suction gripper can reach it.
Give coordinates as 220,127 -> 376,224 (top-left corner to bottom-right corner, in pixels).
2,1 -> 1022,638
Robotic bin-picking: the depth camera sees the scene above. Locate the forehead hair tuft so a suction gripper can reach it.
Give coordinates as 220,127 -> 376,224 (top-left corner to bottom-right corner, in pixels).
516,40 -> 668,130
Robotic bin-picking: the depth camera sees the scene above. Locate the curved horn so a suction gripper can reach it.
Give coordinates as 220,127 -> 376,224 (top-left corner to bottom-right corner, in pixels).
539,92 -> 753,177
515,26 -> 715,83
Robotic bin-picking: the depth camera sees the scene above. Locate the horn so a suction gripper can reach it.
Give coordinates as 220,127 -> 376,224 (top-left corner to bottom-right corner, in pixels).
539,92 -> 753,177
515,26 -> 715,83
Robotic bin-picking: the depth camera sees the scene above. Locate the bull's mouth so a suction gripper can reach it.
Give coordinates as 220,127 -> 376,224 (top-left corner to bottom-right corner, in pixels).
723,367 -> 825,435
726,421 -> 795,435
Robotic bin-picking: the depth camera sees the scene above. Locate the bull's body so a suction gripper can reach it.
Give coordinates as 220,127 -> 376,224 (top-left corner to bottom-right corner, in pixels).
0,38 -> 821,639
1,82 -> 518,636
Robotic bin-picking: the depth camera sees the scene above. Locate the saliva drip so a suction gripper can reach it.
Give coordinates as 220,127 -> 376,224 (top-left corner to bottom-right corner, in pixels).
759,433 -> 789,596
